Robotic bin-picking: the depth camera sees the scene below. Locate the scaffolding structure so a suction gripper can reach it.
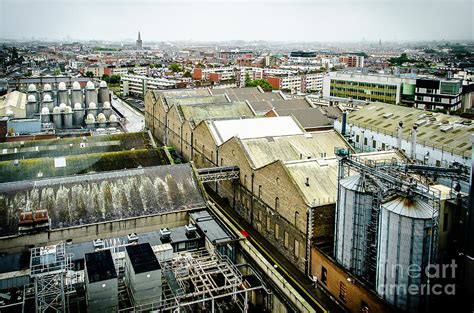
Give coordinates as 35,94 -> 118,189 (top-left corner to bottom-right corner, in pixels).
29,242 -> 74,313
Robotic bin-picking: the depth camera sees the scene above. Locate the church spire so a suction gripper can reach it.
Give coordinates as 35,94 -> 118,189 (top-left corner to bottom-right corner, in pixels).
138,31 -> 141,41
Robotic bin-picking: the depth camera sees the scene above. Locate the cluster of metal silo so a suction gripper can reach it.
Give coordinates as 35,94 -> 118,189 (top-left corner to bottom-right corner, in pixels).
335,169 -> 438,313
25,81 -> 117,130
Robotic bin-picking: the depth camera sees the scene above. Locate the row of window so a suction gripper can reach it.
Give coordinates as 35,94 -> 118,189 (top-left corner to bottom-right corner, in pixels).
331,79 -> 398,90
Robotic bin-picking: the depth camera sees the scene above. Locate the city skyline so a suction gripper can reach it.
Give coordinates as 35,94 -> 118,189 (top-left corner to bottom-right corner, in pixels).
1,0 -> 473,42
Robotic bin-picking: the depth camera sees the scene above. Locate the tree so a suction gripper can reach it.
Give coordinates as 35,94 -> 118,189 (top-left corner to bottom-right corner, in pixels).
102,74 -> 110,83
109,75 -> 121,84
85,71 -> 94,78
168,63 -> 182,72
127,69 -> 135,74
54,69 -> 61,76
244,74 -> 274,91
183,71 -> 192,78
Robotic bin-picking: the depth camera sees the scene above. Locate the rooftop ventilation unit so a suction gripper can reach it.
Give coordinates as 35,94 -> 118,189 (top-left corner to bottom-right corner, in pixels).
185,224 -> 197,238
93,238 -> 104,249
415,120 -> 427,127
160,228 -> 171,242
382,112 -> 394,119
127,233 -> 139,243
440,125 -> 453,132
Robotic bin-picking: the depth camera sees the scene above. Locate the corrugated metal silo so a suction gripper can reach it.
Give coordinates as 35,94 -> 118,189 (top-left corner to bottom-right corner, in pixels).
376,196 -> 434,312
335,174 -> 374,277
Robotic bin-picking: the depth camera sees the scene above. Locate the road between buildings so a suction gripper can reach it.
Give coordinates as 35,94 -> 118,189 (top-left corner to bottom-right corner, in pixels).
205,186 -> 346,313
111,97 -> 144,132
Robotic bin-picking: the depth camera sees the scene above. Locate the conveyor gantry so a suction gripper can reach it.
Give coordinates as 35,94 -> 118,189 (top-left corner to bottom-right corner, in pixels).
197,166 -> 240,183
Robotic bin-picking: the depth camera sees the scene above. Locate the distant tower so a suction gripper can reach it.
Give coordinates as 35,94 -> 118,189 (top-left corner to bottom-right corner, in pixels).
379,38 -> 382,46
136,31 -> 143,50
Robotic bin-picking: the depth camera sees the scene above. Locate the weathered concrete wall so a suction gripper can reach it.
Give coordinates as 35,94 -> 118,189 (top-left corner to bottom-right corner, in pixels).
0,210 -> 190,253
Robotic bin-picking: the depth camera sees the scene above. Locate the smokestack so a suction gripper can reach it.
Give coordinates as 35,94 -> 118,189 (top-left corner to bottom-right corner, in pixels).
397,121 -> 404,150
360,130 -> 365,152
411,125 -> 417,160
341,111 -> 347,136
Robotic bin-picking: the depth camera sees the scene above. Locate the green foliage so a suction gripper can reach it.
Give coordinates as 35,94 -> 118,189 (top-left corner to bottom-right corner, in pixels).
246,77 -> 274,91
110,75 -> 121,84
183,71 -> 192,78
102,74 -> 110,83
54,69 -> 61,76
127,69 -> 135,74
168,63 -> 182,72
85,71 -> 94,78
388,53 -> 411,65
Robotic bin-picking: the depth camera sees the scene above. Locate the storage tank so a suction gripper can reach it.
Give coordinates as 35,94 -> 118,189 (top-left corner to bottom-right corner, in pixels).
88,102 -> 98,118
85,113 -> 96,129
109,114 -> 118,127
63,106 -> 73,129
102,101 -> 112,119
85,81 -> 98,106
43,94 -> 54,112
42,83 -> 53,99
73,103 -> 84,126
376,195 -> 435,312
98,80 -> 109,104
52,106 -> 62,129
125,243 -> 162,306
41,107 -> 50,123
26,95 -> 37,118
97,113 -> 107,128
71,81 -> 83,105
85,250 -> 118,312
335,174 -> 374,277
57,82 -> 69,105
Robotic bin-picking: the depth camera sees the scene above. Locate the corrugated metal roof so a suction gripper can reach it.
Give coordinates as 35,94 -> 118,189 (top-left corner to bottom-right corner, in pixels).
340,174 -> 369,192
347,102 -> 473,156
285,151 -> 402,206
180,101 -> 253,126
208,116 -> 304,146
241,130 -> 348,169
381,196 -> 434,219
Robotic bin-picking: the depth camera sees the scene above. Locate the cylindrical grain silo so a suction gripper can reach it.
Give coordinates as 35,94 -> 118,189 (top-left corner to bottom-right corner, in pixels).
71,81 -> 83,105
52,106 -> 62,129
102,101 -> 112,119
63,106 -> 73,129
335,174 -> 374,277
26,95 -> 37,118
42,83 -> 53,100
109,114 -> 118,127
85,113 -> 96,129
376,196 -> 435,313
98,81 -> 109,104
57,82 -> 69,105
73,103 -> 84,126
41,107 -> 50,123
43,94 -> 54,113
85,81 -> 98,106
97,113 -> 107,128
88,102 -> 98,118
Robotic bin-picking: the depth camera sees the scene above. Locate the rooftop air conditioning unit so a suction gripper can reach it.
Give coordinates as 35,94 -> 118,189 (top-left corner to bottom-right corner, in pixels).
185,224 -> 197,237
127,233 -> 139,243
160,228 -> 171,241
93,238 -> 104,249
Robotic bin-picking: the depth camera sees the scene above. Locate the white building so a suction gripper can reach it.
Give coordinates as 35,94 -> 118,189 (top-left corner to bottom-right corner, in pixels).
121,74 -> 178,97
334,102 -> 473,169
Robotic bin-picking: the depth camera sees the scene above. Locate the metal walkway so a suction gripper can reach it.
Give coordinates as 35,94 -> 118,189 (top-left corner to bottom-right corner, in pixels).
197,166 -> 240,183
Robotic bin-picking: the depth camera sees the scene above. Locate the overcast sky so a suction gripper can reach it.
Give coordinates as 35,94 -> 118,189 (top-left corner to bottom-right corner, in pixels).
1,0 -> 472,42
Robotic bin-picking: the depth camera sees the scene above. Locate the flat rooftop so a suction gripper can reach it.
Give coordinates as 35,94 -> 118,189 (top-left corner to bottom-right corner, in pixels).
85,250 -> 117,283
126,243 -> 161,274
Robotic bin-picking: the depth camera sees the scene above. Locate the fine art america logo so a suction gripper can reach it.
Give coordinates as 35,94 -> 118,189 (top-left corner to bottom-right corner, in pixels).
377,260 -> 457,297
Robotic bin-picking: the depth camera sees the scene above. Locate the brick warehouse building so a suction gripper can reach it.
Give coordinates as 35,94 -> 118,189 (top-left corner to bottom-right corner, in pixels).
145,87 -> 402,274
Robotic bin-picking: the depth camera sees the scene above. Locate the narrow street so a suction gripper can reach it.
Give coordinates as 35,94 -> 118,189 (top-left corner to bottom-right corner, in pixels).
205,186 -> 346,313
